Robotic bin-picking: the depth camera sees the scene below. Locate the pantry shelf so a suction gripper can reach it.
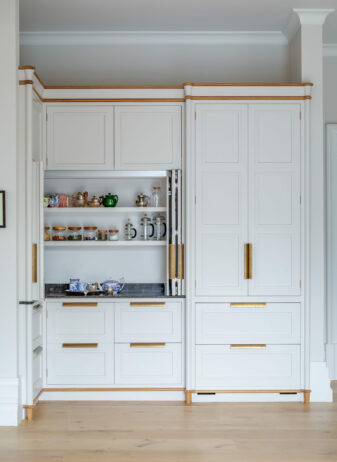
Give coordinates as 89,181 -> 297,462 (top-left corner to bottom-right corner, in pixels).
44,207 -> 167,214
44,240 -> 166,247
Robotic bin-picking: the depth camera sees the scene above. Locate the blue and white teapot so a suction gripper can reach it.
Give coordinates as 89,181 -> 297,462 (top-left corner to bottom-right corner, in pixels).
102,277 -> 125,295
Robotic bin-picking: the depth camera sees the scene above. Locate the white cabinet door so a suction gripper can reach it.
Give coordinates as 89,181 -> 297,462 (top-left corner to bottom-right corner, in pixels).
196,345 -> 301,389
46,106 -> 114,170
47,343 -> 114,385
115,302 -> 182,342
114,106 -> 181,170
196,303 -> 300,344
195,104 -> 249,296
115,343 -> 182,385
248,105 -> 301,295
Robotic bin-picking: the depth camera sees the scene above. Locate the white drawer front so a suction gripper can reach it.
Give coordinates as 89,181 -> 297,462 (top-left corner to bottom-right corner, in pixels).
115,343 -> 182,385
47,302 -> 114,343
196,345 -> 301,389
32,305 -> 43,349
32,346 -> 43,398
115,302 -> 182,342
47,343 -> 114,385
196,303 -> 300,344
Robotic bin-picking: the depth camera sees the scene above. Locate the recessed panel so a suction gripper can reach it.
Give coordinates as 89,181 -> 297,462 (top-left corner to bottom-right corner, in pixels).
256,174 -> 292,225
202,172 -> 239,225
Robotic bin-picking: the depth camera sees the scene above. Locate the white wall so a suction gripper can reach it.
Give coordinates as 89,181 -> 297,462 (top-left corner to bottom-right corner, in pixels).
324,56 -> 337,123
20,43 -> 290,85
0,0 -> 20,426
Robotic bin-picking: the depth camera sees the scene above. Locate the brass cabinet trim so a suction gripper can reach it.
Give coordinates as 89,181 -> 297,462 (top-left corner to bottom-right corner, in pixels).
248,243 -> 253,279
230,344 -> 267,349
230,302 -> 267,307
62,343 -> 98,348
244,243 -> 249,279
62,302 -> 98,307
130,302 -> 166,307
32,243 -> 38,283
130,343 -> 166,348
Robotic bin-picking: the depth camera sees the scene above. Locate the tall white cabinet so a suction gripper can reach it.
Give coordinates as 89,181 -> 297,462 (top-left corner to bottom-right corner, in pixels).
186,84 -> 310,404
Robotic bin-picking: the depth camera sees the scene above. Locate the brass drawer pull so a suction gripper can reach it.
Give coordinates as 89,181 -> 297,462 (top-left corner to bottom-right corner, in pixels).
62,302 -> 98,307
130,343 -> 166,348
32,243 -> 38,283
62,343 -> 98,348
230,344 -> 267,349
230,303 -> 266,307
130,302 -> 166,307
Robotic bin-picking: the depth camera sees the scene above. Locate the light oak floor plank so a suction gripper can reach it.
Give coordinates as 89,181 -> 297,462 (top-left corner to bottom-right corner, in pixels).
0,382 -> 336,462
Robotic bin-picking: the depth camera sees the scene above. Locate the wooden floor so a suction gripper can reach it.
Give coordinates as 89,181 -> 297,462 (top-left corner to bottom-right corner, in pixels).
1,384 -> 337,461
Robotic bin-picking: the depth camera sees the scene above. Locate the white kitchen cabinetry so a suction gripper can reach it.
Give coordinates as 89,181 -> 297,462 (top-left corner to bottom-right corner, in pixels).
114,106 -> 182,170
46,106 -> 114,170
195,103 -> 301,297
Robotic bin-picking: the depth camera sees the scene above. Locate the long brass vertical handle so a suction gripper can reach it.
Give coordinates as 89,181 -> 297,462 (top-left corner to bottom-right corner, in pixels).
248,243 -> 253,279
169,244 -> 176,280
244,243 -> 249,279
32,243 -> 37,283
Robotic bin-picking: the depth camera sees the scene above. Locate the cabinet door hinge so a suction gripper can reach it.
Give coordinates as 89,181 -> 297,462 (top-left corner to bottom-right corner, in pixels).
46,368 -> 48,377
46,157 -> 48,167
195,280 -> 197,288
299,112 -> 302,120
195,112 -> 197,120
46,113 -> 48,122
195,195 -> 197,205
300,280 -> 302,288
299,195 -> 302,204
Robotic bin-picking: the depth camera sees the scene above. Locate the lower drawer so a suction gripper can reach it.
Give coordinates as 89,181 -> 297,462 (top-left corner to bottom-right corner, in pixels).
115,343 -> 182,386
196,345 -> 301,389
47,343 -> 114,385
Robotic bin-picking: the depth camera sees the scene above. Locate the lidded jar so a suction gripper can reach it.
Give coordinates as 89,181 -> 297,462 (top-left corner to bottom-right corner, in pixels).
98,229 -> 108,241
109,229 -> 119,241
151,186 -> 161,207
52,226 -> 67,241
68,226 -> 82,241
83,226 -> 98,241
44,226 -> 51,241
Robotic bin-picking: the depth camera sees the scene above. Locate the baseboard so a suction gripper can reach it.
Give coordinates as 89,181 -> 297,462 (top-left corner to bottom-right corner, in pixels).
0,378 -> 21,426
326,344 -> 337,379
41,390 -> 186,401
310,361 -> 333,402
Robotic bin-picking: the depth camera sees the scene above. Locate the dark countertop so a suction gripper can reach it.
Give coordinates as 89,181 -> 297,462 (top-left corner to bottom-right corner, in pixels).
45,283 -> 185,299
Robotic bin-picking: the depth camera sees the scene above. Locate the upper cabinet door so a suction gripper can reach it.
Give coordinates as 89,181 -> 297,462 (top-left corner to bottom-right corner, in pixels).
195,104 -> 249,296
114,106 -> 182,170
248,104 -> 301,296
46,106 -> 114,170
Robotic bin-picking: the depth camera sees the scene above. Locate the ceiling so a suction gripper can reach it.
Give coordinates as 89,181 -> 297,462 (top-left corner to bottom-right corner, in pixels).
20,0 -> 337,42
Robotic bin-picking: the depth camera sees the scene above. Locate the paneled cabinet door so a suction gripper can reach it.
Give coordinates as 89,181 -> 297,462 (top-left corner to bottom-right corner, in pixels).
46,106 -> 114,170
248,104 -> 301,295
114,106 -> 182,170
195,104 -> 249,295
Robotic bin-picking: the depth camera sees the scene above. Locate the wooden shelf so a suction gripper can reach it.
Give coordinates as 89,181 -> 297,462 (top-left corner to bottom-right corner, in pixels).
44,240 -> 166,248
44,207 -> 167,214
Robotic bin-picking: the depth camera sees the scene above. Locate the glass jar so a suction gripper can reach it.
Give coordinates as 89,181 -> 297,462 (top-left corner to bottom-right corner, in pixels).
109,229 -> 119,241
52,226 -> 67,241
44,226 -> 51,241
151,186 -> 161,207
68,226 -> 82,241
83,226 -> 98,241
98,229 -> 108,241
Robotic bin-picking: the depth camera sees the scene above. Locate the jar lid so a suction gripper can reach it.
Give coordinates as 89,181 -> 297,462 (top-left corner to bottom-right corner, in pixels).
98,229 -> 107,233
53,226 -> 66,231
109,229 -> 118,233
68,226 -> 81,230
44,226 -> 50,230
153,186 -> 160,189
84,226 -> 97,230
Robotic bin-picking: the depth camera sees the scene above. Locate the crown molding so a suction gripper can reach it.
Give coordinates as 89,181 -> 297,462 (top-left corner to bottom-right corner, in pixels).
324,44 -> 337,57
20,30 -> 288,47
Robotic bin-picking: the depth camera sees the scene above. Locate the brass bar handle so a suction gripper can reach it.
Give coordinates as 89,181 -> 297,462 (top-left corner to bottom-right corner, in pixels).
248,243 -> 253,279
62,343 -> 98,348
230,302 -> 266,307
169,243 -> 176,280
130,343 -> 166,348
244,243 -> 249,279
32,243 -> 37,283
177,244 -> 184,280
130,302 -> 166,307
230,344 -> 266,349
62,302 -> 98,307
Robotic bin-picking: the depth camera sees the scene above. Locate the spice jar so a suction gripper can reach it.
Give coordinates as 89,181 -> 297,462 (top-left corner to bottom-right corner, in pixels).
98,229 -> 108,241
83,226 -> 97,241
109,229 -> 119,241
68,226 -> 82,241
52,226 -> 67,241
44,226 -> 51,241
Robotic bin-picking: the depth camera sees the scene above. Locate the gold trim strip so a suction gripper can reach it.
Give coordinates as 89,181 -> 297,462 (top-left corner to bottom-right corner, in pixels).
62,343 -> 98,348
230,344 -> 267,349
169,244 -> 176,279
177,244 -> 184,279
62,302 -> 98,307
185,95 -> 311,100
130,302 -> 166,307
230,302 -> 267,307
32,243 -> 37,283
130,343 -> 166,348
19,80 -> 34,86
